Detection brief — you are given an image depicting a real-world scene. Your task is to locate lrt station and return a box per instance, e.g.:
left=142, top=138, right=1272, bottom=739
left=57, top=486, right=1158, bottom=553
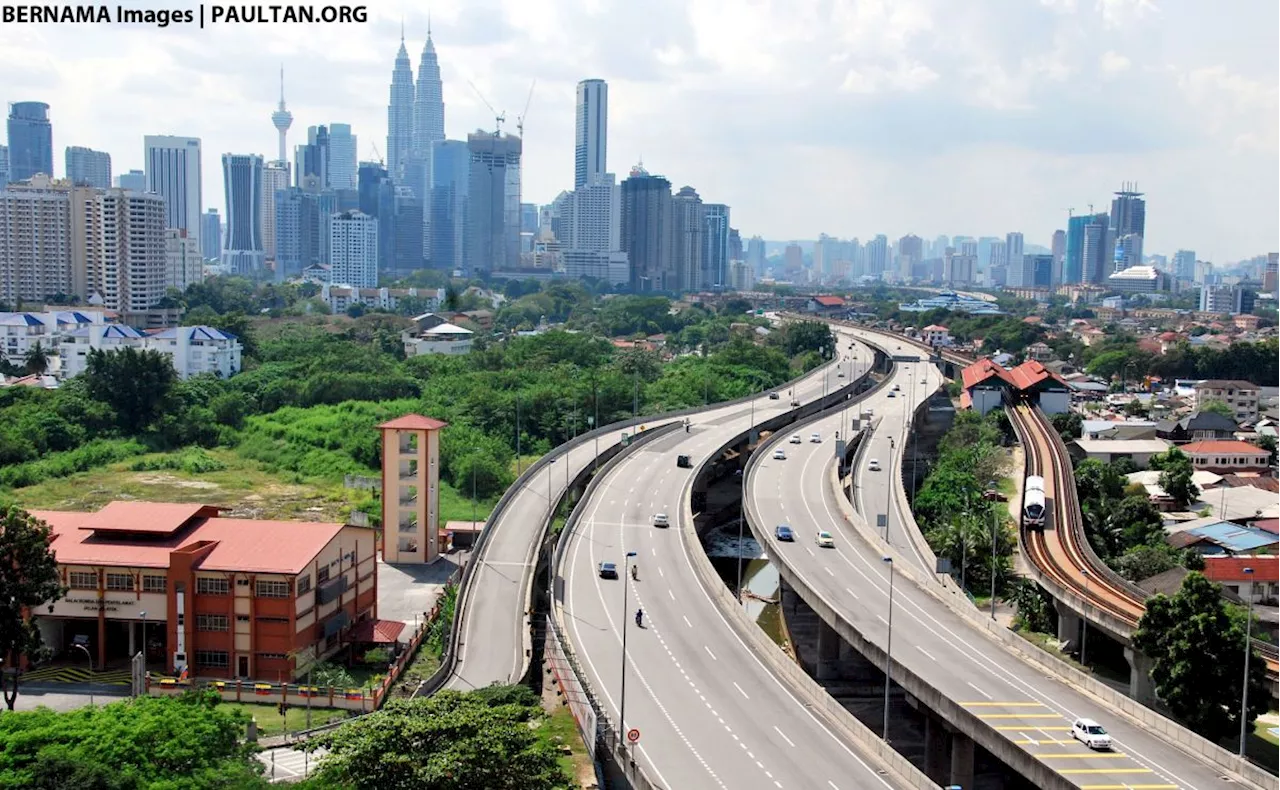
left=959, top=357, right=1072, bottom=415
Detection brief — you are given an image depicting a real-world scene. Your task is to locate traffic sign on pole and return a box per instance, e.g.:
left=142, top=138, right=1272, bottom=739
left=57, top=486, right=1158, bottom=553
left=627, top=728, right=640, bottom=743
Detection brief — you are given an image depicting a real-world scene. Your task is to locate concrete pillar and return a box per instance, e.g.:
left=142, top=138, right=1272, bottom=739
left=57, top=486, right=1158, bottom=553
left=816, top=619, right=842, bottom=681
left=1125, top=646, right=1157, bottom=706
left=1054, top=600, right=1079, bottom=651
left=839, top=641, right=878, bottom=682
left=949, top=731, right=975, bottom=790
left=924, top=715, right=948, bottom=783
left=128, top=622, right=136, bottom=657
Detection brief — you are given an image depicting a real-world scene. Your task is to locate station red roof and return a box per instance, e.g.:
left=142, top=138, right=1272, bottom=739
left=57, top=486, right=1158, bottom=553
left=347, top=619, right=407, bottom=644
left=812, top=295, right=846, bottom=306
left=960, top=358, right=1013, bottom=391
left=75, top=501, right=220, bottom=536
left=1004, top=360, right=1069, bottom=392
left=378, top=414, right=448, bottom=431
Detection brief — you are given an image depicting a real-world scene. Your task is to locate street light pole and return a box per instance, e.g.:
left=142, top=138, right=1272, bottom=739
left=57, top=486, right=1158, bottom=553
left=619, top=550, right=639, bottom=741
left=988, top=481, right=998, bottom=620
left=1239, top=566, right=1255, bottom=756
left=739, top=380, right=760, bottom=602
left=883, top=437, right=895, bottom=542
left=882, top=556, right=895, bottom=742
left=139, top=610, right=147, bottom=689
left=593, top=377, right=600, bottom=475
left=73, top=643, right=94, bottom=706
left=1080, top=569, right=1090, bottom=666
left=515, top=397, right=522, bottom=477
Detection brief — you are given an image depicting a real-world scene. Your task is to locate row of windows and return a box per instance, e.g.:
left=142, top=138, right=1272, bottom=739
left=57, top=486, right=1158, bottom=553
left=69, top=571, right=165, bottom=592
left=71, top=572, right=348, bottom=598
left=196, top=578, right=290, bottom=598
left=194, top=651, right=291, bottom=669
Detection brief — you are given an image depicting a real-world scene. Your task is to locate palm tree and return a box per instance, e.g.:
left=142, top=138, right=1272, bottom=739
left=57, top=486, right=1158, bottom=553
left=24, top=342, right=49, bottom=375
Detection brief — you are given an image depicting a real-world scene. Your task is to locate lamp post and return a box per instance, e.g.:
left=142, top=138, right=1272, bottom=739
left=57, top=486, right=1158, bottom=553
left=547, top=458, right=557, bottom=521
left=592, top=376, right=600, bottom=475
left=619, top=550, right=639, bottom=743
left=882, top=556, right=895, bottom=743
left=1080, top=569, right=1090, bottom=666
left=883, top=437, right=896, bottom=542
left=469, top=445, right=482, bottom=537
left=738, top=373, right=769, bottom=602
left=139, top=610, right=147, bottom=687
left=73, top=642, right=94, bottom=706
left=988, top=481, right=998, bottom=620
left=515, top=396, right=522, bottom=477
left=1239, top=566, right=1255, bottom=756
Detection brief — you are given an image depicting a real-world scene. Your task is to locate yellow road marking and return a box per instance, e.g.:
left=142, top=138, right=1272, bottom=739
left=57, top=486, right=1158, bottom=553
left=960, top=701, right=1045, bottom=707
left=995, top=726, right=1070, bottom=731
left=1060, top=768, right=1153, bottom=774
left=977, top=714, right=1063, bottom=719
left=1036, top=753, right=1128, bottom=759
left=1013, top=739, right=1074, bottom=744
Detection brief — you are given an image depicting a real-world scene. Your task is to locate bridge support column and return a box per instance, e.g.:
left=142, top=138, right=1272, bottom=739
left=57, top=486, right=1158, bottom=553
left=1054, top=600, right=1080, bottom=651
left=838, top=641, right=878, bottom=682
left=816, top=619, right=842, bottom=681
left=1125, top=646, right=1157, bottom=706
left=949, top=731, right=975, bottom=790
left=923, top=715, right=947, bottom=783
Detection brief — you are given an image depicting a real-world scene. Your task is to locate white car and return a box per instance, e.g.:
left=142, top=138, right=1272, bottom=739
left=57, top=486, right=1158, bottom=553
left=892, top=384, right=900, bottom=391
left=810, top=433, right=822, bottom=443
left=887, top=391, right=896, bottom=398
left=815, top=530, right=835, bottom=548
left=772, top=448, right=787, bottom=460
left=790, top=434, right=802, bottom=444
left=652, top=513, right=669, bottom=528
left=868, top=459, right=881, bottom=471
left=1071, top=718, right=1112, bottom=750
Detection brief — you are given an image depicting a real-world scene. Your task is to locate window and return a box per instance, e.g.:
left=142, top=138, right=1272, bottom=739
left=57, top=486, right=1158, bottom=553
left=255, top=580, right=290, bottom=599
left=316, top=566, right=330, bottom=584
left=236, top=578, right=249, bottom=586
left=106, top=572, right=134, bottom=592
left=236, top=615, right=250, bottom=623
left=197, top=577, right=229, bottom=596
left=69, top=571, right=97, bottom=589
left=195, top=650, right=228, bottom=669
left=297, top=574, right=311, bottom=594
left=142, top=575, right=166, bottom=593
left=256, top=652, right=288, bottom=661
left=196, top=614, right=228, bottom=631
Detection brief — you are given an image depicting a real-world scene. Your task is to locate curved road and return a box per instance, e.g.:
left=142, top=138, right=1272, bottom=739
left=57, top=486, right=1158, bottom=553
left=747, top=340, right=1254, bottom=790
left=561, top=338, right=916, bottom=789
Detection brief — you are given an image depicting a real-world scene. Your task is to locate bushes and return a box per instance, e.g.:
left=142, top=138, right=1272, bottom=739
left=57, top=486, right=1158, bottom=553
left=128, top=448, right=227, bottom=474
left=0, top=439, right=150, bottom=488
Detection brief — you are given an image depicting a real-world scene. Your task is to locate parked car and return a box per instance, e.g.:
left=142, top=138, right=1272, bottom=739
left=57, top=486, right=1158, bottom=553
left=868, top=459, right=881, bottom=471
left=892, top=384, right=900, bottom=391
left=815, top=530, right=835, bottom=548
left=599, top=562, right=618, bottom=579
left=653, top=513, right=669, bottom=528
left=982, top=489, right=1008, bottom=502
left=775, top=524, right=795, bottom=541
left=1071, top=718, right=1112, bottom=750
left=772, top=448, right=787, bottom=460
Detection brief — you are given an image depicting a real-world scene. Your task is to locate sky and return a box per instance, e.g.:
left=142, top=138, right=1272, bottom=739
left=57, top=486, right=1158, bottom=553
left=1, top=0, right=1276, bottom=262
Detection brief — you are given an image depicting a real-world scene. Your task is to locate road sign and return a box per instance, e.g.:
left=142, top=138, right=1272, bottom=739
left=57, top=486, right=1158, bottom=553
left=876, top=514, right=887, bottom=528
left=627, top=728, right=641, bottom=743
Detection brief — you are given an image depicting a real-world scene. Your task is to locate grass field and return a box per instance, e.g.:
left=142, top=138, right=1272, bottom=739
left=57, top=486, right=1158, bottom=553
left=539, top=702, right=592, bottom=787
left=217, top=701, right=355, bottom=737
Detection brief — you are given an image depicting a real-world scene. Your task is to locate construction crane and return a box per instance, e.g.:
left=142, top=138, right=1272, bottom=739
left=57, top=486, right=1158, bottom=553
left=467, top=79, right=505, bottom=135
left=369, top=141, right=384, bottom=166
left=516, top=80, right=536, bottom=139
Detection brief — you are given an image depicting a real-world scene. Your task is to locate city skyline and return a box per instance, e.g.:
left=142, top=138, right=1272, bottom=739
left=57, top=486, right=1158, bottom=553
left=0, top=2, right=1275, bottom=261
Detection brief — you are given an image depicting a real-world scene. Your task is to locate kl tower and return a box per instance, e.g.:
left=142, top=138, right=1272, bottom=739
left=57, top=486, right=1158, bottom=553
left=271, top=66, right=292, bottom=162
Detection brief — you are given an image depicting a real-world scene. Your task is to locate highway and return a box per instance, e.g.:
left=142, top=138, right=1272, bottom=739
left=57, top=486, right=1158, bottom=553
left=560, top=338, right=919, bottom=789
left=746, top=336, right=1256, bottom=789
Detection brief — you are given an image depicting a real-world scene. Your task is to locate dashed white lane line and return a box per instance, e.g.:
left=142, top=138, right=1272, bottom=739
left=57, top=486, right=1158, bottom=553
left=823, top=566, right=834, bottom=576
left=705, top=645, right=718, bottom=661
left=774, top=726, right=795, bottom=748
left=967, top=681, right=992, bottom=700
left=668, top=589, right=676, bottom=600
left=916, top=646, right=937, bottom=661
left=733, top=681, right=749, bottom=699
left=828, top=781, right=841, bottom=790
left=658, top=566, right=665, bottom=578
left=682, top=615, right=693, bottom=628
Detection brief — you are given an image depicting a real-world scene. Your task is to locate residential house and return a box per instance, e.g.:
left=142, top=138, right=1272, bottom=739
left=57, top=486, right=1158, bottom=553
left=1, top=310, right=112, bottom=369
left=806, top=295, right=847, bottom=315
left=1155, top=411, right=1239, bottom=444
left=921, top=324, right=951, bottom=348
left=1178, top=440, right=1271, bottom=474
left=1025, top=341, right=1053, bottom=362
left=1082, top=419, right=1158, bottom=441
left=1193, top=380, right=1260, bottom=424
left=1202, top=557, right=1277, bottom=605
left=60, top=324, right=242, bottom=380
left=1167, top=521, right=1278, bottom=557
left=402, top=313, right=474, bottom=357
left=1068, top=438, right=1172, bottom=468
left=320, top=284, right=445, bottom=315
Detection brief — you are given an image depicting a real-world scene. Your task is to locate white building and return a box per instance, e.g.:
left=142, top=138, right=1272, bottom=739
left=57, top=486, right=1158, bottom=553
left=921, top=324, right=951, bottom=347
left=402, top=313, right=474, bottom=356
left=564, top=173, right=620, bottom=252
left=143, top=135, right=202, bottom=248
left=328, top=210, right=378, bottom=288
left=260, top=160, right=290, bottom=263
left=97, top=189, right=169, bottom=323
left=0, top=310, right=111, bottom=369
left=319, top=283, right=444, bottom=314
left=59, top=324, right=148, bottom=378
left=1107, top=265, right=1170, bottom=294
left=562, top=250, right=629, bottom=287
left=165, top=228, right=203, bottom=292
left=575, top=79, right=608, bottom=189
left=60, top=324, right=242, bottom=380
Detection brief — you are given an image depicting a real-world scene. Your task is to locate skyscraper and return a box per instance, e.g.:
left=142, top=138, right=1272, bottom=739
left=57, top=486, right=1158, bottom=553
left=144, top=135, right=202, bottom=244
left=260, top=160, right=290, bottom=263
left=358, top=161, right=387, bottom=218
left=327, top=123, right=357, bottom=190
left=465, top=131, right=522, bottom=275
left=201, top=209, right=222, bottom=261
left=866, top=235, right=888, bottom=276
left=6, top=102, right=53, bottom=181
left=1064, top=211, right=1109, bottom=284
left=898, top=234, right=922, bottom=278
left=220, top=153, right=265, bottom=274
left=1005, top=232, right=1026, bottom=286
left=65, top=146, right=111, bottom=188
left=271, top=66, right=293, bottom=163
left=575, top=79, right=607, bottom=189
left=0, top=144, right=9, bottom=184
left=296, top=125, right=330, bottom=189
left=97, top=188, right=168, bottom=321
left=275, top=186, right=329, bottom=279
left=329, top=210, right=379, bottom=288
left=746, top=235, right=765, bottom=275
left=671, top=186, right=705, bottom=293
left=1051, top=229, right=1066, bottom=285
left=413, top=29, right=445, bottom=158
left=386, top=32, right=415, bottom=181
left=564, top=173, right=619, bottom=252
left=1113, top=233, right=1143, bottom=272
left=1110, top=184, right=1145, bottom=238
left=1080, top=214, right=1110, bottom=284
left=429, top=141, right=468, bottom=272
left=0, top=175, right=73, bottom=302
left=702, top=204, right=730, bottom=290
left=1173, top=249, right=1196, bottom=281
left=620, top=164, right=673, bottom=291
left=116, top=169, right=144, bottom=191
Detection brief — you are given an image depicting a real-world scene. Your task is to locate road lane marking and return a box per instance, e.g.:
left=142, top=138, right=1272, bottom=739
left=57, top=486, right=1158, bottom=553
left=977, top=714, right=1063, bottom=719
left=668, top=589, right=675, bottom=600
left=773, top=726, right=795, bottom=747
left=824, top=566, right=834, bottom=576
left=734, top=682, right=749, bottom=699
left=1059, top=768, right=1153, bottom=774
left=1038, top=753, right=1128, bottom=759
left=658, top=567, right=665, bottom=578
left=916, top=646, right=936, bottom=661
left=1078, top=786, right=1175, bottom=789
left=682, top=615, right=692, bottom=628
left=705, top=645, right=717, bottom=661
left=829, top=782, right=841, bottom=789
left=1014, top=739, right=1073, bottom=745
left=966, top=682, right=992, bottom=700
left=995, top=726, right=1069, bottom=731
left=961, top=701, right=1044, bottom=707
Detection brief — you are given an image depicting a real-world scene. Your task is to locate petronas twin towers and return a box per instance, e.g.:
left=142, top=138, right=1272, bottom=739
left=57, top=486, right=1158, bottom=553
left=386, top=25, right=445, bottom=183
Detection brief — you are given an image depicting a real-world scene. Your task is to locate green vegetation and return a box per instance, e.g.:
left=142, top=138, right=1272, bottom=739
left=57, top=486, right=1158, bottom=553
left=0, top=506, right=64, bottom=710
left=1149, top=447, right=1200, bottom=510
left=217, top=701, right=352, bottom=737
left=1133, top=572, right=1270, bottom=743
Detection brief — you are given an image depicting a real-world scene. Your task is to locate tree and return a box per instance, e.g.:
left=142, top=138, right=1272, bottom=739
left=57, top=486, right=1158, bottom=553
left=1256, top=435, right=1276, bottom=467
left=1049, top=411, right=1082, bottom=441
left=0, top=506, right=65, bottom=710
left=84, top=347, right=177, bottom=434
left=309, top=688, right=565, bottom=790
left=782, top=321, right=836, bottom=360
left=1133, top=573, right=1270, bottom=742
left=1198, top=398, right=1235, bottom=418
left=1113, top=544, right=1181, bottom=582
left=23, top=342, right=49, bottom=376
left=1150, top=448, right=1199, bottom=509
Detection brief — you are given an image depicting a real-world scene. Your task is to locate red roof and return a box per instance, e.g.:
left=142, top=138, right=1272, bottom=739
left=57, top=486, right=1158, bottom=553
left=961, top=358, right=1013, bottom=391
left=812, top=295, right=846, bottom=306
left=1252, top=519, right=1279, bottom=535
left=378, top=414, right=448, bottom=431
left=922, top=324, right=948, bottom=332
left=1005, top=360, right=1069, bottom=392
left=75, top=501, right=220, bottom=536
left=35, top=503, right=357, bottom=575
left=1180, top=440, right=1269, bottom=457
left=1203, top=557, right=1278, bottom=584
left=347, top=619, right=407, bottom=644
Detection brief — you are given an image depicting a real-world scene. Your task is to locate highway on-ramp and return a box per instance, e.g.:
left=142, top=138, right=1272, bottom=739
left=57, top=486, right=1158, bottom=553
left=560, top=339, right=918, bottom=789
left=746, top=339, right=1256, bottom=790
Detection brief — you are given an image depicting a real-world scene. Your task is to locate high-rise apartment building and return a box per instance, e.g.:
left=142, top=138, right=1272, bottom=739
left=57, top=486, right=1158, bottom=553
left=327, top=123, right=357, bottom=190
left=275, top=186, right=330, bottom=280
left=866, top=235, right=889, bottom=276
left=201, top=210, right=222, bottom=261
left=620, top=165, right=673, bottom=292
left=386, top=34, right=415, bottom=181
left=0, top=175, right=73, bottom=302
left=670, top=186, right=705, bottom=293
left=271, top=67, right=293, bottom=163
left=1064, top=211, right=1110, bottom=284
left=564, top=173, right=619, bottom=253
left=7, top=102, right=53, bottom=181
left=898, top=234, right=922, bottom=279
left=575, top=79, right=608, bottom=189
left=1004, top=232, right=1025, bottom=286
left=1113, top=233, right=1143, bottom=272
left=1264, top=252, right=1279, bottom=298
left=116, top=169, right=144, bottom=191
left=703, top=203, right=730, bottom=289
left=465, top=132, right=522, bottom=276
left=220, top=154, right=265, bottom=275
left=1173, top=249, right=1196, bottom=281
left=144, top=135, right=202, bottom=245
left=65, top=146, right=111, bottom=188
left=96, top=188, right=168, bottom=321
left=329, top=210, right=378, bottom=287
left=1200, top=285, right=1255, bottom=315
left=165, top=228, right=203, bottom=292
left=0, top=144, right=9, bottom=185
left=746, top=235, right=766, bottom=275
left=260, top=161, right=290, bottom=264
left=1051, top=229, right=1066, bottom=285
left=728, top=228, right=742, bottom=265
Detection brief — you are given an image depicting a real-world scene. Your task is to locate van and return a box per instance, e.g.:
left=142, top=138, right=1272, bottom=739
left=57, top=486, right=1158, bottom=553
left=676, top=454, right=692, bottom=468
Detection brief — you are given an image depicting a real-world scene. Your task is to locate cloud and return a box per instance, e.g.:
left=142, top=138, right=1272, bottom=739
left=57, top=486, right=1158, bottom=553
left=1099, top=51, right=1131, bottom=75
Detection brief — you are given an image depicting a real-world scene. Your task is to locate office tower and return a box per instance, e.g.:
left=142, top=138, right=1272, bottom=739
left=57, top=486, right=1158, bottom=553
left=327, top=123, right=357, bottom=189
left=1113, top=233, right=1143, bottom=272
left=977, top=237, right=999, bottom=269
left=144, top=135, right=202, bottom=244
left=1026, top=254, right=1054, bottom=288
left=465, top=131, right=522, bottom=276
left=116, top=169, right=144, bottom=191
left=565, top=173, right=620, bottom=252
left=866, top=235, right=888, bottom=276
left=271, top=66, right=293, bottom=163
left=392, top=186, right=424, bottom=273
left=747, top=235, right=765, bottom=274
left=728, top=228, right=742, bottom=264
left=1080, top=215, right=1111, bottom=284
left=670, top=186, right=705, bottom=292
left=989, top=240, right=1007, bottom=273
left=930, top=235, right=949, bottom=259
left=898, top=234, right=922, bottom=278
left=275, top=187, right=329, bottom=279
left=620, top=164, right=673, bottom=291
left=784, top=243, right=803, bottom=273
left=260, top=160, right=290, bottom=263
left=1051, top=229, right=1066, bottom=285
left=65, top=146, right=111, bottom=188
left=427, top=142, right=467, bottom=272
left=201, top=209, right=222, bottom=261
left=220, top=153, right=265, bottom=274
left=1200, top=284, right=1254, bottom=315
left=413, top=29, right=445, bottom=159
left=296, top=125, right=330, bottom=189
left=7, top=102, right=53, bottom=181
left=575, top=79, right=608, bottom=189
left=0, top=175, right=73, bottom=302
left=329, top=210, right=379, bottom=287
left=1064, top=211, right=1110, bottom=284
left=386, top=33, right=415, bottom=181
left=703, top=204, right=730, bottom=289
left=358, top=161, right=388, bottom=218
left=1110, top=183, right=1145, bottom=238
left=0, top=144, right=9, bottom=184
left=521, top=203, right=538, bottom=234
left=165, top=228, right=202, bottom=291
left=1171, top=250, right=1196, bottom=280
left=1004, top=232, right=1026, bottom=286
left=1264, top=252, right=1278, bottom=298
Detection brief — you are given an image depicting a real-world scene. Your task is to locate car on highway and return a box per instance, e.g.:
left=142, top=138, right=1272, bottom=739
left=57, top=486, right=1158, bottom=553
left=1071, top=718, right=1112, bottom=750
left=892, top=384, right=900, bottom=391
left=768, top=391, right=780, bottom=400
left=790, top=434, right=802, bottom=444
left=887, top=391, right=896, bottom=398
left=653, top=513, right=669, bottom=528
left=598, top=562, right=619, bottom=579
left=815, top=530, right=835, bottom=548
left=772, top=448, right=787, bottom=460
left=790, top=398, right=800, bottom=406
left=677, top=454, right=692, bottom=468
left=837, top=370, right=844, bottom=378
left=809, top=432, right=821, bottom=443
left=775, top=524, right=795, bottom=541
left=868, top=458, right=881, bottom=471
